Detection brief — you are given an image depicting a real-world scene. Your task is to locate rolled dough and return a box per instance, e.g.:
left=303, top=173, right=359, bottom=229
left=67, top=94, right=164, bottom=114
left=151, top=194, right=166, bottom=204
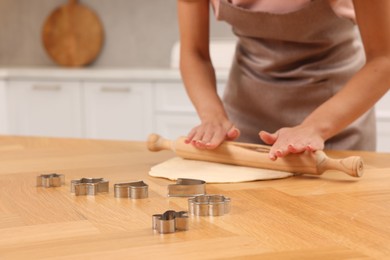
left=149, top=157, right=293, bottom=183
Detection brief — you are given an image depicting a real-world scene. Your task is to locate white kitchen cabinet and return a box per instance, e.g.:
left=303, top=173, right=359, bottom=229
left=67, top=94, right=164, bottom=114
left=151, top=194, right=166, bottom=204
left=153, top=82, right=198, bottom=139
left=83, top=81, right=153, bottom=141
left=153, top=81, right=227, bottom=139
left=0, top=80, right=7, bottom=134
left=155, top=114, right=200, bottom=140
left=154, top=82, right=195, bottom=113
left=1, top=68, right=388, bottom=152
left=375, top=92, right=390, bottom=152
left=377, top=121, right=390, bottom=152
left=6, top=80, right=82, bottom=138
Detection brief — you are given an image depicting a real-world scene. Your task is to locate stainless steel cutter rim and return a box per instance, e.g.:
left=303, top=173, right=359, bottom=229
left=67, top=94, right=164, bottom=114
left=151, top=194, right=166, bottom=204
left=72, top=177, right=106, bottom=184
left=36, top=173, right=65, bottom=187
left=152, top=210, right=189, bottom=234
left=167, top=178, right=206, bottom=197
left=188, top=194, right=231, bottom=216
left=114, top=180, right=148, bottom=199
left=70, top=177, right=109, bottom=196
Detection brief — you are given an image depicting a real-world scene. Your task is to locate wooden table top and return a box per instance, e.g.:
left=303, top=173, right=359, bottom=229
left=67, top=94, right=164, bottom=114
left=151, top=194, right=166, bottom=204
left=1, top=135, right=390, bottom=259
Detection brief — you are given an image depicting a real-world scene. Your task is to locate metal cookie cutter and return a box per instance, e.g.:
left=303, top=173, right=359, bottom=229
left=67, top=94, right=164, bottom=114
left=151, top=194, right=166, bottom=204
left=168, top=178, right=206, bottom=197
left=37, top=173, right=65, bottom=187
left=70, top=178, right=109, bottom=196
left=114, top=181, right=148, bottom=199
left=152, top=210, right=189, bottom=234
left=188, top=195, right=231, bottom=216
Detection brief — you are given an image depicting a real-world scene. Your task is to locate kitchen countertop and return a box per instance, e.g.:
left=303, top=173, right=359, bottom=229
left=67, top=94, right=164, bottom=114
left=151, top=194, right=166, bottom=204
left=0, top=67, right=229, bottom=82
left=0, top=135, right=390, bottom=259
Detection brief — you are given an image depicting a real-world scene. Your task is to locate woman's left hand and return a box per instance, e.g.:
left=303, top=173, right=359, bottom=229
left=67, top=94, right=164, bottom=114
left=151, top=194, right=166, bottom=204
left=259, top=125, right=325, bottom=160
left=257, top=0, right=390, bottom=161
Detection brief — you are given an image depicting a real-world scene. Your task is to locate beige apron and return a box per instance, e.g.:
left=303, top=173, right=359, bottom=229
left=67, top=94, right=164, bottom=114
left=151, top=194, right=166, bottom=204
left=219, top=0, right=376, bottom=150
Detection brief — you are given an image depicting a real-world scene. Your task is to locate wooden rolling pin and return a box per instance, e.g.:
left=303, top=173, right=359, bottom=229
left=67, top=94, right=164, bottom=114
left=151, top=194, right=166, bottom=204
left=147, top=134, right=364, bottom=178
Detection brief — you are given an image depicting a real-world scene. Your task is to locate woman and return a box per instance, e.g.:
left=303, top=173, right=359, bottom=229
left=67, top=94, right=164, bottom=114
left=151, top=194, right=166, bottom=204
left=177, top=0, right=390, bottom=160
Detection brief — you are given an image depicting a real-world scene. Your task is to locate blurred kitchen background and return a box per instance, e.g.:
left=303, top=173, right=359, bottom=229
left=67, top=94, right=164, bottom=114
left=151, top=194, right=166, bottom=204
left=0, top=0, right=233, bottom=67
left=0, top=0, right=389, bottom=152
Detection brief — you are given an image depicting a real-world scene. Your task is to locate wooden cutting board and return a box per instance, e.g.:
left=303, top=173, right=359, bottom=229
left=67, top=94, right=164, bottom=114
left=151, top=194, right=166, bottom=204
left=42, top=0, right=104, bottom=67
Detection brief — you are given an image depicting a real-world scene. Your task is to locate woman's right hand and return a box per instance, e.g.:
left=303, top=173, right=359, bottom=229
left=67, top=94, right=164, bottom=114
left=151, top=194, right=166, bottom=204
left=178, top=0, right=239, bottom=149
left=185, top=119, right=240, bottom=149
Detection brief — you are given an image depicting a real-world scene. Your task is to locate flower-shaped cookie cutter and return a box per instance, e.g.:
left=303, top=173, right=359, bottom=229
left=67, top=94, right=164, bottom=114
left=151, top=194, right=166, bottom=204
left=36, top=173, right=65, bottom=188
left=70, top=177, right=109, bottom=196
left=114, top=181, right=148, bottom=199
left=152, top=210, right=189, bottom=234
left=188, top=194, right=231, bottom=216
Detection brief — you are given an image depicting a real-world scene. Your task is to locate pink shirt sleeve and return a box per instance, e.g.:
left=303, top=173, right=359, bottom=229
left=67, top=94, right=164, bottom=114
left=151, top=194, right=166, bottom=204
left=211, top=0, right=355, bottom=22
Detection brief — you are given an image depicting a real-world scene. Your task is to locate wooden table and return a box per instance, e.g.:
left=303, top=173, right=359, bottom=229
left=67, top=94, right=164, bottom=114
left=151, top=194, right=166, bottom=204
left=1, top=136, right=390, bottom=259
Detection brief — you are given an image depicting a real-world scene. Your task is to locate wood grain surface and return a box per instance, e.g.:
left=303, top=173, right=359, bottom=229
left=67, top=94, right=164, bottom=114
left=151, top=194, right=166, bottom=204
left=0, top=135, right=390, bottom=259
left=42, top=0, right=104, bottom=67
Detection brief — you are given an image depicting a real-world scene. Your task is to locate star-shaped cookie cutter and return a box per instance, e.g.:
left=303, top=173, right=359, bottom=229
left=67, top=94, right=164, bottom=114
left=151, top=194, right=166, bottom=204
left=188, top=194, right=231, bottom=216
left=114, top=181, right=148, bottom=199
left=70, top=177, right=109, bottom=196
left=152, top=210, right=189, bottom=234
left=36, top=173, right=65, bottom=187
left=167, top=178, right=206, bottom=197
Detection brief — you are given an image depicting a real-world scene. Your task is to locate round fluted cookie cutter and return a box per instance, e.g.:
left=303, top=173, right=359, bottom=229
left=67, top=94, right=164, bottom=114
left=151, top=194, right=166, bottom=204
left=188, top=194, right=231, bottom=216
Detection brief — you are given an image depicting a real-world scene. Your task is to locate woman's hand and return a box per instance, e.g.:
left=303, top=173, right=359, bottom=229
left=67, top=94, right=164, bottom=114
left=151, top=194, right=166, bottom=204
left=185, top=120, right=240, bottom=149
left=259, top=125, right=325, bottom=160
left=178, top=0, right=239, bottom=150
left=257, top=0, right=390, bottom=160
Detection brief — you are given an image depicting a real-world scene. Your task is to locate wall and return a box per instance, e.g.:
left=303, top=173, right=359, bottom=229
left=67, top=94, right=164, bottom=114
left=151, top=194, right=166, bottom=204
left=0, top=0, right=234, bottom=68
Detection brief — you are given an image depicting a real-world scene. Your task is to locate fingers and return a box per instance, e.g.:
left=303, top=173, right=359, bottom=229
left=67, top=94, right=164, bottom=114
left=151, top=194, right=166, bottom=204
left=269, top=141, right=324, bottom=160
left=260, top=127, right=325, bottom=160
left=185, top=122, right=240, bottom=149
left=203, top=128, right=226, bottom=149
left=184, top=128, right=197, bottom=144
left=226, top=127, right=240, bottom=140
left=259, top=130, right=277, bottom=145
left=191, top=129, right=209, bottom=149
left=259, top=131, right=278, bottom=160
left=268, top=144, right=306, bottom=161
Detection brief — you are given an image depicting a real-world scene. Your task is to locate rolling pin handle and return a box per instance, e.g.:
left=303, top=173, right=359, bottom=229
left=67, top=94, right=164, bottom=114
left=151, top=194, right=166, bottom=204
left=147, top=134, right=173, bottom=152
left=315, top=151, right=364, bottom=177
